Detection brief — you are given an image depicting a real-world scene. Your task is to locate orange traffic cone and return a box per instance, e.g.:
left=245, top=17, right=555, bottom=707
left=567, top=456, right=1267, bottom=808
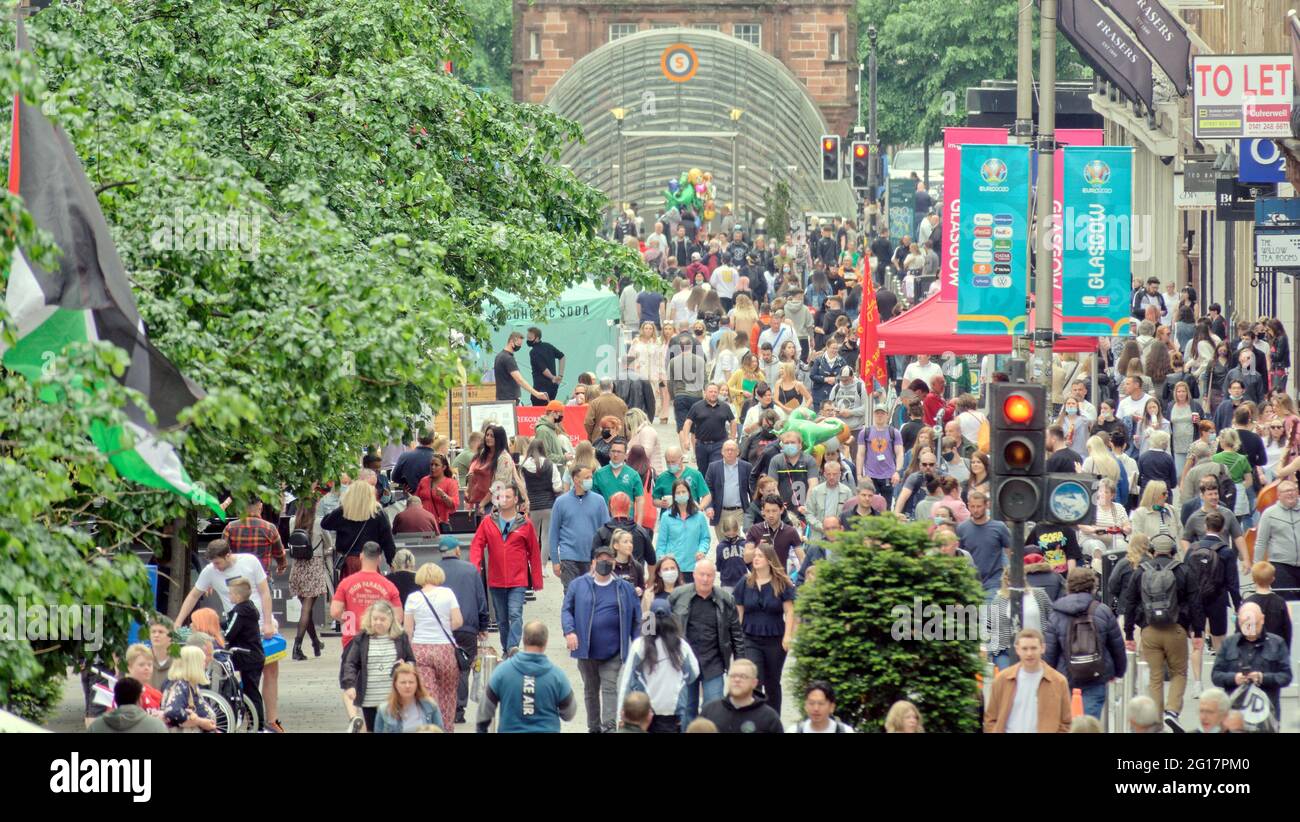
left=1071, top=688, right=1084, bottom=717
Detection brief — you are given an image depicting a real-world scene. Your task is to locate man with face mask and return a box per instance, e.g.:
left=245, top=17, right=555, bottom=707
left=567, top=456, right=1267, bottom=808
left=561, top=543, right=641, bottom=733
left=549, top=465, right=611, bottom=592
left=525, top=327, right=566, bottom=405
left=1224, top=349, right=1265, bottom=407
left=1211, top=601, right=1293, bottom=720
left=766, top=431, right=820, bottom=519
left=592, top=438, right=644, bottom=521
left=494, top=330, right=548, bottom=404
left=532, top=400, right=570, bottom=465
left=1213, top=378, right=1250, bottom=432
left=652, top=445, right=711, bottom=514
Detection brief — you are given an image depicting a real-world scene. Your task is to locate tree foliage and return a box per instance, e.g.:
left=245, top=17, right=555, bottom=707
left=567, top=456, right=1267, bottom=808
left=793, top=515, right=985, bottom=732
left=456, top=0, right=514, bottom=96
left=858, top=0, right=1088, bottom=148
left=0, top=0, right=642, bottom=714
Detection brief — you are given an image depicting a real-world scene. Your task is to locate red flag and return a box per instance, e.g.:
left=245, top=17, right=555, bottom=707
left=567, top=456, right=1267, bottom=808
left=858, top=256, right=887, bottom=391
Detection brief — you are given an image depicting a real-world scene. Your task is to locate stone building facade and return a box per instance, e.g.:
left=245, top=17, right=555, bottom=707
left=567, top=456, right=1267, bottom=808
left=513, top=0, right=859, bottom=135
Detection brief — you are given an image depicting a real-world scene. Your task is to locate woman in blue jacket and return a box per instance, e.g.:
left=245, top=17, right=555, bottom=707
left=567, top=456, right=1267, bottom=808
left=656, top=479, right=711, bottom=584
left=374, top=662, right=444, bottom=733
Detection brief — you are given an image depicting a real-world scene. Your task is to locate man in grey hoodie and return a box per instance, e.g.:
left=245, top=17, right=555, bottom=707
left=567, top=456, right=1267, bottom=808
left=87, top=678, right=167, bottom=733
left=782, top=291, right=814, bottom=361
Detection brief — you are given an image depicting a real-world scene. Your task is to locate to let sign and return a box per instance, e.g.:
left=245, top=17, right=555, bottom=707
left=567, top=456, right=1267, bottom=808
left=1192, top=55, right=1293, bottom=138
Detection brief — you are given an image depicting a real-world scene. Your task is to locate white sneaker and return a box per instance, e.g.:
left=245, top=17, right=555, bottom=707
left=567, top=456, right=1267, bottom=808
left=347, top=716, right=364, bottom=734
left=1188, top=679, right=1202, bottom=699
left=542, top=565, right=551, bottom=577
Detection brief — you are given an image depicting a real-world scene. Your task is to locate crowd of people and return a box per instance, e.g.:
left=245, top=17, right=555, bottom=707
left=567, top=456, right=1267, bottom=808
left=75, top=200, right=1300, bottom=734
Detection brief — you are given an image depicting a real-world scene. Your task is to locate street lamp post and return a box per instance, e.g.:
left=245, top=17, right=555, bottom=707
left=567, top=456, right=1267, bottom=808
left=867, top=25, right=879, bottom=241
left=611, top=107, right=627, bottom=212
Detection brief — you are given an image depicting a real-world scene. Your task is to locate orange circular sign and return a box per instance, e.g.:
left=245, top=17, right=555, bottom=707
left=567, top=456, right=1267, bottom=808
left=661, top=44, right=698, bottom=83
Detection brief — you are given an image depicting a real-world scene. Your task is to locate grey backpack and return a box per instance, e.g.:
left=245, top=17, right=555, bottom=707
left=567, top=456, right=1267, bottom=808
left=1139, top=557, right=1181, bottom=626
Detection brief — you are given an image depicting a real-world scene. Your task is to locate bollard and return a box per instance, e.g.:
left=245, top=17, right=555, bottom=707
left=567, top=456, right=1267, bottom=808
left=1103, top=680, right=1112, bottom=733
left=1137, top=659, right=1150, bottom=700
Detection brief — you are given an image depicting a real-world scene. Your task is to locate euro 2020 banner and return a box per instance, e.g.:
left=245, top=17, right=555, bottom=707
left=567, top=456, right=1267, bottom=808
left=1060, top=146, right=1133, bottom=337
left=956, top=144, right=1031, bottom=335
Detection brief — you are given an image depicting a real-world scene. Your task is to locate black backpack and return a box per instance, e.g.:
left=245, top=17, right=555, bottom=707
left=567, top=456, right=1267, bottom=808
left=1185, top=538, right=1225, bottom=606
left=1139, top=557, right=1182, bottom=626
left=1066, top=601, right=1107, bottom=685
left=288, top=527, right=314, bottom=561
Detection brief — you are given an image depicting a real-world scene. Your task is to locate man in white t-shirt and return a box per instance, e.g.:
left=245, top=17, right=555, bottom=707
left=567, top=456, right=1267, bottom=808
left=1115, top=376, right=1152, bottom=425
left=1070, top=379, right=1097, bottom=423
left=709, top=264, right=738, bottom=305
left=175, top=539, right=275, bottom=635
left=902, top=354, right=943, bottom=388
left=985, top=628, right=1071, bottom=733
left=668, top=277, right=694, bottom=326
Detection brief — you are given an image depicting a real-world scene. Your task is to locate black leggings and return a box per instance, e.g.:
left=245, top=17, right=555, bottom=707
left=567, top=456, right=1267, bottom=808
left=295, top=595, right=320, bottom=645
left=742, top=633, right=787, bottom=715
left=239, top=665, right=266, bottom=731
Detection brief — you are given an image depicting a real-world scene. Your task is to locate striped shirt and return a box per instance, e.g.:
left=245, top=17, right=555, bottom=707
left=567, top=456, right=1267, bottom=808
left=363, top=637, right=398, bottom=707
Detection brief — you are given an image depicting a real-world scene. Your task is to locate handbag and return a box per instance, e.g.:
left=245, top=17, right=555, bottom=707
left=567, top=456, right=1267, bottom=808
left=419, top=590, right=472, bottom=672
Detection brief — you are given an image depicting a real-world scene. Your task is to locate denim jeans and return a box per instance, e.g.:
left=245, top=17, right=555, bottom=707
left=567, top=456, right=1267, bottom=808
left=490, top=587, right=526, bottom=653
left=695, top=440, right=724, bottom=475
left=1079, top=682, right=1106, bottom=719
left=679, top=673, right=725, bottom=727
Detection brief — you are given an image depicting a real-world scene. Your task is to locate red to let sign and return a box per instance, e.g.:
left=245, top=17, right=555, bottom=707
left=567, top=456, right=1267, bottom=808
left=1192, top=54, right=1293, bottom=139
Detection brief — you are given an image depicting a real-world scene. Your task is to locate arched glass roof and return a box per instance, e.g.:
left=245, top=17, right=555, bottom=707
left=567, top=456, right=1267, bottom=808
left=544, top=27, right=858, bottom=224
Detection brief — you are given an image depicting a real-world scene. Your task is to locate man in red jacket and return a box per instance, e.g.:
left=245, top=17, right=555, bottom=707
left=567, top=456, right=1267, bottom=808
left=469, top=485, right=543, bottom=656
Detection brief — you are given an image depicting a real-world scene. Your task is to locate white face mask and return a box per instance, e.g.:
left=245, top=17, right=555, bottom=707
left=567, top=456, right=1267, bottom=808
left=660, top=569, right=679, bottom=585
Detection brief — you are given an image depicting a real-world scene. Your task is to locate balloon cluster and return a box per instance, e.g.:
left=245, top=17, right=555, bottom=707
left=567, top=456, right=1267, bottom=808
left=662, top=168, right=718, bottom=231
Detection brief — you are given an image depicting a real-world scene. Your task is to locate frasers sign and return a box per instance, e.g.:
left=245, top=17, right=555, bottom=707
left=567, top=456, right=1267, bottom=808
left=1192, top=55, right=1293, bottom=139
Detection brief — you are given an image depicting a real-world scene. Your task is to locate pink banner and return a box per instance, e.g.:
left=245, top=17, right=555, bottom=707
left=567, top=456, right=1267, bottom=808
left=1051, top=128, right=1105, bottom=302
left=941, top=127, right=1009, bottom=301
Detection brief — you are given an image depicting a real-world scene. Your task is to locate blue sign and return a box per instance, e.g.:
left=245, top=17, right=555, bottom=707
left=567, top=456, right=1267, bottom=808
left=1060, top=146, right=1134, bottom=337
left=1256, top=197, right=1300, bottom=226
left=1240, top=139, right=1287, bottom=184
left=956, top=144, right=1031, bottom=335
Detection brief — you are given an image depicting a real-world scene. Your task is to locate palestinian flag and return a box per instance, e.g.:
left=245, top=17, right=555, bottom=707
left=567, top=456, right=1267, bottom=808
left=1, top=21, right=223, bottom=517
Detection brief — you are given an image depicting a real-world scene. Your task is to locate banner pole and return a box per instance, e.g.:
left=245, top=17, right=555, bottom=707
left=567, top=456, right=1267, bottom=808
left=1032, top=0, right=1058, bottom=400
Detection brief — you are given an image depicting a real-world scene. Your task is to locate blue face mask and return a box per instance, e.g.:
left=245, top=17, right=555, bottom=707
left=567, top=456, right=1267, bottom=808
left=1066, top=407, right=1078, bottom=416
left=674, top=493, right=690, bottom=504
left=782, top=443, right=799, bottom=457
left=668, top=463, right=682, bottom=474
left=580, top=478, right=593, bottom=492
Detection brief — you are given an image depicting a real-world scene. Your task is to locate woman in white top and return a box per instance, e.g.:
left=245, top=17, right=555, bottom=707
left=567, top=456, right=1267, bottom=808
left=615, top=608, right=699, bottom=734
left=404, top=563, right=462, bottom=732
left=1134, top=398, right=1170, bottom=455
left=711, top=329, right=744, bottom=388
left=1166, top=381, right=1198, bottom=479
left=624, top=407, right=664, bottom=473
left=1264, top=419, right=1289, bottom=481
left=1079, top=477, right=1131, bottom=551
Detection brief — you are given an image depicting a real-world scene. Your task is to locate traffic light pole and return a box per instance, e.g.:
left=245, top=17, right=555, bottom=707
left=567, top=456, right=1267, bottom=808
left=1012, top=0, right=1034, bottom=368
left=1031, top=0, right=1057, bottom=396
left=867, top=24, right=878, bottom=241
left=1008, top=519, right=1026, bottom=636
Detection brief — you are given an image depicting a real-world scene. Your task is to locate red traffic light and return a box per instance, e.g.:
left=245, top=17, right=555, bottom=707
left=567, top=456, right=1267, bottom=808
left=1003, top=393, right=1035, bottom=425
left=854, top=144, right=867, bottom=158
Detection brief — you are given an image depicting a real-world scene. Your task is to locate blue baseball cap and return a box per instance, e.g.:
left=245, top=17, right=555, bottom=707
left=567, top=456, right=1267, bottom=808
left=438, top=535, right=461, bottom=553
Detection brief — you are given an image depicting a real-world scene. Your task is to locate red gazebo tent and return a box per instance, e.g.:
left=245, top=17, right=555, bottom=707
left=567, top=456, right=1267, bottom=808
left=874, top=292, right=1099, bottom=355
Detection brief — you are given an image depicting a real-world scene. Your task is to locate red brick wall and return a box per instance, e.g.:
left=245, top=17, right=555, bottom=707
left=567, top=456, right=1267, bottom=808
left=513, top=1, right=858, bottom=136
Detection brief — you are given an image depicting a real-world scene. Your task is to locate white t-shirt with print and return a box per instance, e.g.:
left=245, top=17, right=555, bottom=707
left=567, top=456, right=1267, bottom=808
left=195, top=553, right=268, bottom=619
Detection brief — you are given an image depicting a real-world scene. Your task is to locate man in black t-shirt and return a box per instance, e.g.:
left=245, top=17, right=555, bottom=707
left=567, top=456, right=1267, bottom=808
left=1026, top=521, right=1082, bottom=576
left=682, top=383, right=736, bottom=475
left=526, top=327, right=566, bottom=405
left=1044, top=425, right=1083, bottom=473
left=494, top=331, right=546, bottom=403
